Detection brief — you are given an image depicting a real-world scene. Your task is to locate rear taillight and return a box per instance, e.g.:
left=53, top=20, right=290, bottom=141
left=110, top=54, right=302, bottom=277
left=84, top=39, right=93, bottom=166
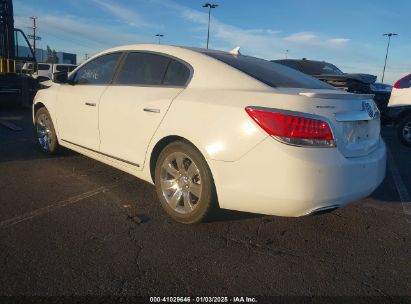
left=393, top=80, right=401, bottom=89
left=246, top=107, right=336, bottom=147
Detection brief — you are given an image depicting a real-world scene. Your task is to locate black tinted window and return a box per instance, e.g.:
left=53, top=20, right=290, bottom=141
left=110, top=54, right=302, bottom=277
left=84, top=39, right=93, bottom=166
left=163, top=59, right=190, bottom=86
left=203, top=52, right=333, bottom=89
left=400, top=74, right=411, bottom=89
left=116, top=52, right=170, bottom=85
left=56, top=65, right=69, bottom=72
left=299, top=61, right=343, bottom=75
left=37, top=64, right=50, bottom=71
left=273, top=60, right=302, bottom=72
left=72, top=53, right=121, bottom=85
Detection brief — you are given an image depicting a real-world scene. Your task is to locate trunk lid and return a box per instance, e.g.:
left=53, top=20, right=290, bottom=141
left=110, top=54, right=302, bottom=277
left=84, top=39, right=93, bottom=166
left=297, top=91, right=380, bottom=158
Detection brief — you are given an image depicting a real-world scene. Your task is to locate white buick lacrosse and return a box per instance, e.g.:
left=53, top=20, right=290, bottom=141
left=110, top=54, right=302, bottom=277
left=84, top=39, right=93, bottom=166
left=33, top=44, right=386, bottom=224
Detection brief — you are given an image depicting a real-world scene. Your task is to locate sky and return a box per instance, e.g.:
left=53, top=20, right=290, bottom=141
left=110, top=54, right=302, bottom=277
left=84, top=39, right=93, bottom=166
left=13, top=0, right=411, bottom=84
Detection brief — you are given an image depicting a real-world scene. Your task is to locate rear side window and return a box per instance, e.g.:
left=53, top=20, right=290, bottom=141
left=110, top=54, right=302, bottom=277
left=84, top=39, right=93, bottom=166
left=37, top=64, right=50, bottom=71
left=116, top=52, right=169, bottom=85
left=163, top=59, right=190, bottom=86
left=203, top=52, right=333, bottom=89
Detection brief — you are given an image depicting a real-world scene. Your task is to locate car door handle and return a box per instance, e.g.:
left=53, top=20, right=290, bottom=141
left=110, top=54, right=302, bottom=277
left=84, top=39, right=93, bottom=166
left=85, top=102, right=96, bottom=107
left=143, top=108, right=160, bottom=113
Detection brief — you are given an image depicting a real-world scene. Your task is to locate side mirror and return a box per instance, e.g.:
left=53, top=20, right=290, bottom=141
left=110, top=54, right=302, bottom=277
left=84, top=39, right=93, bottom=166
left=53, top=71, right=69, bottom=84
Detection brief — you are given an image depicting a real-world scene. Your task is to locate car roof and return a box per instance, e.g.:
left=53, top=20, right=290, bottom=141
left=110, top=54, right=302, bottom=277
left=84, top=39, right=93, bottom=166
left=92, top=44, right=271, bottom=91
left=273, top=59, right=328, bottom=64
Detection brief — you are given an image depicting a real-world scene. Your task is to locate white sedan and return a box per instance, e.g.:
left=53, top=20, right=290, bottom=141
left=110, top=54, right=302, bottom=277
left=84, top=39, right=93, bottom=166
left=33, top=44, right=386, bottom=224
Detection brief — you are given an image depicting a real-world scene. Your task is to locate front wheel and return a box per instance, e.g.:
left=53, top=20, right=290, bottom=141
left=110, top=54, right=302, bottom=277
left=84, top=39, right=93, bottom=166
left=35, top=107, right=60, bottom=154
left=397, top=114, right=411, bottom=147
left=154, top=141, right=217, bottom=224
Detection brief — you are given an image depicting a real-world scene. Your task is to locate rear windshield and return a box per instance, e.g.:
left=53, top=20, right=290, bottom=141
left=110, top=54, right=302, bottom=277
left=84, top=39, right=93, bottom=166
left=299, top=61, right=344, bottom=76
left=202, top=52, right=333, bottom=89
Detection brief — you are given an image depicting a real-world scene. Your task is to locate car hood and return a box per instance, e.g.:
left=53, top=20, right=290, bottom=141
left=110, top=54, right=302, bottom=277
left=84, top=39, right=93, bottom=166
left=313, top=73, right=377, bottom=84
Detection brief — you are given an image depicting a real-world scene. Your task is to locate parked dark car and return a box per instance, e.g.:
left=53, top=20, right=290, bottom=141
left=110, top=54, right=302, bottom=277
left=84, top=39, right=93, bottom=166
left=273, top=59, right=392, bottom=114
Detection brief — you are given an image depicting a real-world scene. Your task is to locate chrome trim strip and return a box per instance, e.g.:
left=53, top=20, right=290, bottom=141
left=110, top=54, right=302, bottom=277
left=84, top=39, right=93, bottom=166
left=309, top=205, right=340, bottom=216
left=335, top=111, right=375, bottom=122
left=61, top=139, right=140, bottom=167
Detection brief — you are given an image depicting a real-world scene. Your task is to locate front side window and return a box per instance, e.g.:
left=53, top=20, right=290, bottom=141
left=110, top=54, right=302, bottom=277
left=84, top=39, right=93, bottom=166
left=116, top=52, right=170, bottom=85
left=71, top=53, right=122, bottom=85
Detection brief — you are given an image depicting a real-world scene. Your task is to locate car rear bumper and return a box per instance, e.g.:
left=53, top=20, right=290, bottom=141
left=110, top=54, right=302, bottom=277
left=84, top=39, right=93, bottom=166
left=209, top=137, right=386, bottom=217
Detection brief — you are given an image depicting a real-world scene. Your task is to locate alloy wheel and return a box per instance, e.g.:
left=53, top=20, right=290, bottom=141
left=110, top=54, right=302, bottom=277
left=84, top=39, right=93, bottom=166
left=160, top=152, right=202, bottom=214
left=36, top=113, right=53, bottom=151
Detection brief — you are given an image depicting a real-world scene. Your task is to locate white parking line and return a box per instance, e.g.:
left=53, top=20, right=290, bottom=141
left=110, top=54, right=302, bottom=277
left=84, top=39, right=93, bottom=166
left=0, top=179, right=132, bottom=230
left=387, top=148, right=411, bottom=223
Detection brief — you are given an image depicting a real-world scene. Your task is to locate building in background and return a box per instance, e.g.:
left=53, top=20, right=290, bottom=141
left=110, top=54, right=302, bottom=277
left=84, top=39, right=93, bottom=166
left=56, top=52, right=76, bottom=64
left=17, top=46, right=76, bottom=64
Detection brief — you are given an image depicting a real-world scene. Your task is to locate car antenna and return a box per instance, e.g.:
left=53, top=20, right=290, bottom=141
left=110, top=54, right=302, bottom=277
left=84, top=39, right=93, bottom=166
left=229, top=46, right=241, bottom=56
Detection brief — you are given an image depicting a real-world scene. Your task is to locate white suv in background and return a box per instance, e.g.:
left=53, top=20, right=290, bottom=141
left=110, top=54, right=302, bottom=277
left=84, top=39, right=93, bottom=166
left=387, top=73, right=411, bottom=146
left=35, top=63, right=77, bottom=82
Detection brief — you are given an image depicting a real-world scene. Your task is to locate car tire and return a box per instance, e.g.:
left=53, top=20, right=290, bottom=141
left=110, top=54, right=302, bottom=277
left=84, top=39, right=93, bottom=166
left=35, top=107, right=60, bottom=154
left=397, top=114, right=411, bottom=147
left=154, top=140, right=217, bottom=224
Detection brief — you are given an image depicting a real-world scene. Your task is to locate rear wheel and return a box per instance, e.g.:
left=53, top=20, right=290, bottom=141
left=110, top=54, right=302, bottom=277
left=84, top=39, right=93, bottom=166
left=397, top=114, right=411, bottom=147
left=35, top=107, right=60, bottom=154
left=154, top=141, right=217, bottom=224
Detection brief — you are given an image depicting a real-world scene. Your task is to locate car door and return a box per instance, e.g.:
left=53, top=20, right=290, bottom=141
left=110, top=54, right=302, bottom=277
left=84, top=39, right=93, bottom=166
left=55, top=52, right=123, bottom=151
left=99, top=51, right=191, bottom=168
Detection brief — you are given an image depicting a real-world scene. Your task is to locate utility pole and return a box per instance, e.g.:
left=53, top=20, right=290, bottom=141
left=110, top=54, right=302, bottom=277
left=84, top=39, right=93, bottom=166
left=155, top=34, right=164, bottom=44
left=285, top=49, right=289, bottom=59
left=382, top=33, right=398, bottom=83
left=202, top=3, right=218, bottom=49
left=30, top=17, right=37, bottom=60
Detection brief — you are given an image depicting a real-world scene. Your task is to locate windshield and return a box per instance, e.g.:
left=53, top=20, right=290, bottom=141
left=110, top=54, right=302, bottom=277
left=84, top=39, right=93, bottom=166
left=299, top=61, right=344, bottom=76
left=201, top=51, right=334, bottom=89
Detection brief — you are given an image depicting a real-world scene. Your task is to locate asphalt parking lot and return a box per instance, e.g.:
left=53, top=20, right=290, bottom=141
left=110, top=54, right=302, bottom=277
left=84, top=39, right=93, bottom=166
left=0, top=107, right=410, bottom=296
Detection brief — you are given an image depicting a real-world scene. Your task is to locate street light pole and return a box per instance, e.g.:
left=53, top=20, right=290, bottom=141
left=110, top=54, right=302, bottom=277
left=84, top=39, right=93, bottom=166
left=382, top=33, right=398, bottom=83
left=202, top=3, right=218, bottom=49
left=155, top=34, right=164, bottom=44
